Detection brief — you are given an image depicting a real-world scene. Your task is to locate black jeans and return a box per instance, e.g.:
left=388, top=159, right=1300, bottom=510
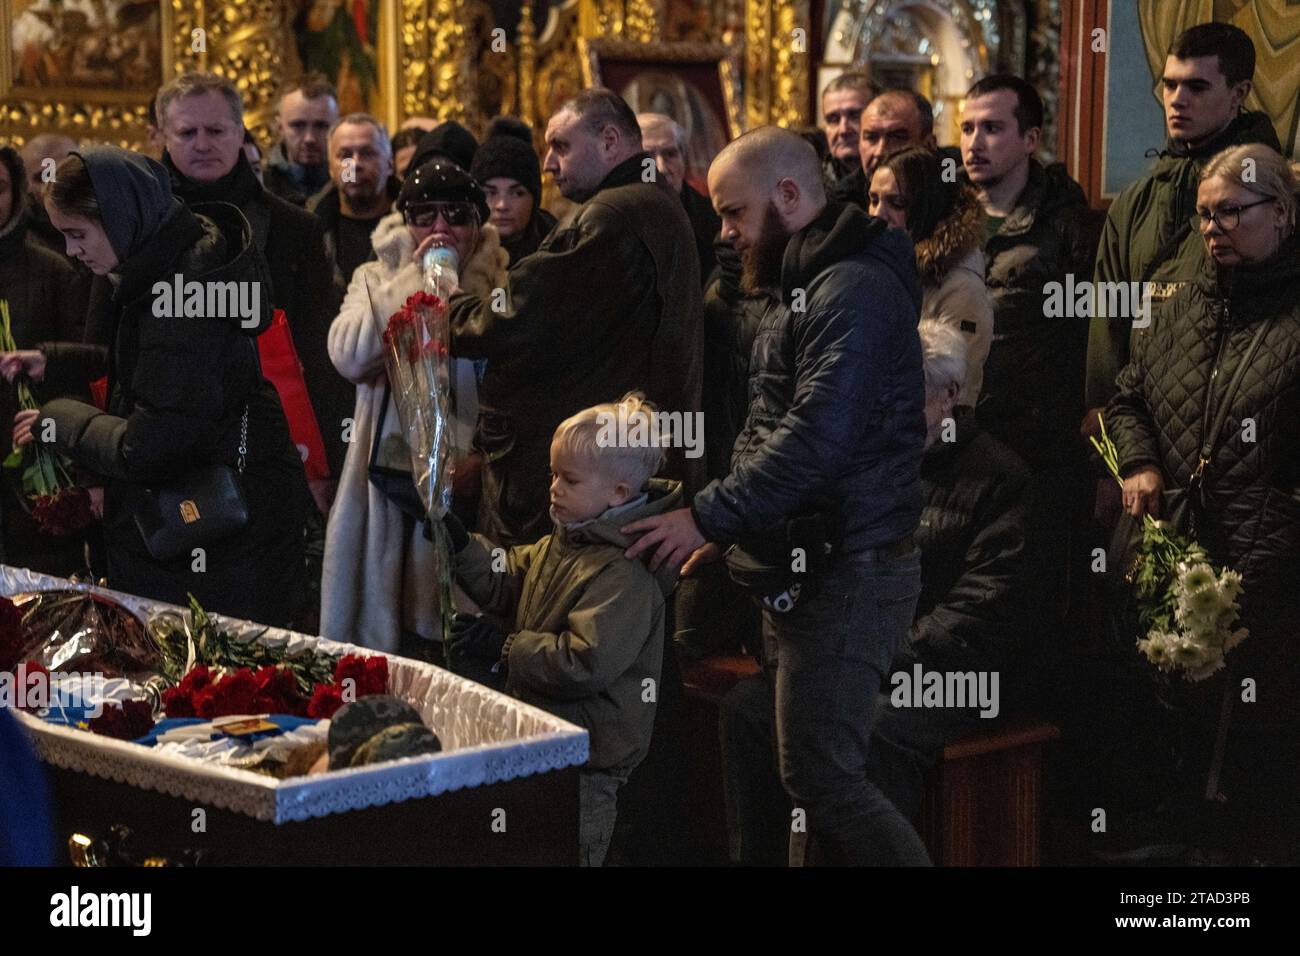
left=763, top=548, right=928, bottom=865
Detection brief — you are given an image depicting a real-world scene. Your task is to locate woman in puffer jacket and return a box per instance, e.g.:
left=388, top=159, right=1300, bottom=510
left=868, top=145, right=992, bottom=408
left=1106, top=143, right=1300, bottom=861
left=321, top=161, right=508, bottom=654
left=0, top=146, right=307, bottom=625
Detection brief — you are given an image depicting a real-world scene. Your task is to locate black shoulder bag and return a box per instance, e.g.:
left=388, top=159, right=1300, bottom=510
left=130, top=403, right=251, bottom=561
left=725, top=511, right=840, bottom=614
left=128, top=339, right=262, bottom=562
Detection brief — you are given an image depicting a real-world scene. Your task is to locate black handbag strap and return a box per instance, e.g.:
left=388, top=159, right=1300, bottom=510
left=1190, top=315, right=1273, bottom=492
left=234, top=334, right=261, bottom=475
left=236, top=403, right=250, bottom=475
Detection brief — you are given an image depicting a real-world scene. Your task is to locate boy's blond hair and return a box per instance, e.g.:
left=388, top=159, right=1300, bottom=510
left=553, top=391, right=665, bottom=491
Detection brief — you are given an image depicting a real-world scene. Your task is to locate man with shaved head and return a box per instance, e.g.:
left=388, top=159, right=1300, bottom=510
left=625, top=125, right=931, bottom=865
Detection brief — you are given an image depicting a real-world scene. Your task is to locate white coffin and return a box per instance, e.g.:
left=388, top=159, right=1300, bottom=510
left=2, top=565, right=588, bottom=825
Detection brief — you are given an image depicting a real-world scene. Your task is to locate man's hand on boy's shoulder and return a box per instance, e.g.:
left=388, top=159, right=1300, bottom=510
left=622, top=508, right=707, bottom=572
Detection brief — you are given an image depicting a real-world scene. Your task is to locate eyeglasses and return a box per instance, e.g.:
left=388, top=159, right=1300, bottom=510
left=404, top=202, right=476, bottom=228
left=1191, top=198, right=1272, bottom=233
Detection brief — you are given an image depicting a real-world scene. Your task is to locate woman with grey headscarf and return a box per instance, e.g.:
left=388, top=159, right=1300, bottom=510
left=0, top=146, right=307, bottom=626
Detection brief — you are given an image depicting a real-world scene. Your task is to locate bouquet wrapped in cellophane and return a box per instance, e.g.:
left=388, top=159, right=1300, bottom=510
left=377, top=287, right=457, bottom=652
left=379, top=289, right=456, bottom=520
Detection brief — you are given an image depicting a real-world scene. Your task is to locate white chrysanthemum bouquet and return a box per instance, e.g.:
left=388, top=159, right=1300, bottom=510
left=1133, top=547, right=1248, bottom=681
left=1092, top=417, right=1249, bottom=682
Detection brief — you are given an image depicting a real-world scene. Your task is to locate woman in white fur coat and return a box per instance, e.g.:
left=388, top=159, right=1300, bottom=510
left=322, top=161, right=509, bottom=652
left=868, top=145, right=993, bottom=408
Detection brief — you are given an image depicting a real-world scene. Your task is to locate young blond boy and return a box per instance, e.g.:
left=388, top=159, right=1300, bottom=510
left=445, top=393, right=682, bottom=865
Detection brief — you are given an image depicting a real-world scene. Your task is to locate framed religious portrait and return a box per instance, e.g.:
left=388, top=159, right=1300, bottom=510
left=1, top=0, right=171, bottom=102
left=578, top=38, right=743, bottom=183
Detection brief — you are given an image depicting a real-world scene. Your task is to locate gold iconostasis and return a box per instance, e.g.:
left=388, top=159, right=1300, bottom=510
left=0, top=1, right=803, bottom=153
left=4, top=2, right=1297, bottom=204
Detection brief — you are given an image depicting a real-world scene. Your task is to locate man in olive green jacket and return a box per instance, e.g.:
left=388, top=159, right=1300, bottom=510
left=1085, top=22, right=1279, bottom=413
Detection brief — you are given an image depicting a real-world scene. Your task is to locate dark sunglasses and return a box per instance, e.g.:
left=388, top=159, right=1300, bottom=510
left=404, top=202, right=476, bottom=228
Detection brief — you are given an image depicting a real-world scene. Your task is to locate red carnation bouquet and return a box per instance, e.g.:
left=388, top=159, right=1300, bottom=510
left=160, top=654, right=389, bottom=721
left=0, top=300, right=94, bottom=537
left=379, top=289, right=455, bottom=519
left=374, top=285, right=458, bottom=655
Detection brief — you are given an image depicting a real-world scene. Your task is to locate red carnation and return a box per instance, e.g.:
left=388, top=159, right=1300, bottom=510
left=161, top=685, right=195, bottom=717
left=306, top=682, right=345, bottom=720
left=89, top=699, right=155, bottom=741
left=252, top=665, right=307, bottom=716
left=384, top=307, right=416, bottom=336
left=334, top=653, right=388, bottom=699
left=161, top=665, right=214, bottom=718
left=382, top=308, right=424, bottom=364
left=197, top=668, right=258, bottom=719
left=405, top=291, right=443, bottom=311
left=190, top=685, right=218, bottom=718
left=29, top=487, right=94, bottom=537
left=361, top=655, right=389, bottom=696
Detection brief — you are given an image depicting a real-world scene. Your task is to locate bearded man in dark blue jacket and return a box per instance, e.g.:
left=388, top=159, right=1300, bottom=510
left=625, top=126, right=929, bottom=865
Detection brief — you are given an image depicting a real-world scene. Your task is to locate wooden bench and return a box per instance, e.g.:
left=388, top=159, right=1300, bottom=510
left=681, top=654, right=1060, bottom=866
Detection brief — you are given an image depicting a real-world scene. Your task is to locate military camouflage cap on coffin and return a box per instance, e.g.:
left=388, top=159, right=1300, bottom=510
left=327, top=695, right=442, bottom=769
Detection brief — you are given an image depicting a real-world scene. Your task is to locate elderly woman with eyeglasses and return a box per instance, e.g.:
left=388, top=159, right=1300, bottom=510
left=1106, top=142, right=1300, bottom=859
left=322, top=160, right=508, bottom=654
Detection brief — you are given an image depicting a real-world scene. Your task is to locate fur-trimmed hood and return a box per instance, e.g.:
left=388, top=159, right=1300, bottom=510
left=915, top=185, right=984, bottom=286
left=369, top=210, right=509, bottom=298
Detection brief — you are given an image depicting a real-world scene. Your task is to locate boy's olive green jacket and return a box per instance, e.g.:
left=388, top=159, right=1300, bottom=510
left=454, top=479, right=682, bottom=774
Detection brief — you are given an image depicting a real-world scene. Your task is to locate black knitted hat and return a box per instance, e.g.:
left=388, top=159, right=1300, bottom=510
left=485, top=116, right=533, bottom=144
left=409, top=121, right=479, bottom=175
left=470, top=124, right=542, bottom=205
